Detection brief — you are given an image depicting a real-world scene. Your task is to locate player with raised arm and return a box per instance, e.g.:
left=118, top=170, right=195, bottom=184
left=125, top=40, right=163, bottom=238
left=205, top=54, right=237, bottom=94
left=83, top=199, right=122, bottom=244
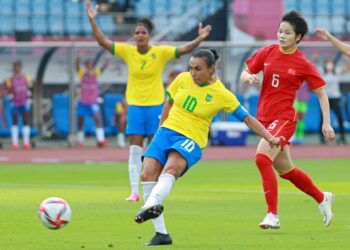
left=76, top=54, right=109, bottom=147
left=85, top=0, right=212, bottom=203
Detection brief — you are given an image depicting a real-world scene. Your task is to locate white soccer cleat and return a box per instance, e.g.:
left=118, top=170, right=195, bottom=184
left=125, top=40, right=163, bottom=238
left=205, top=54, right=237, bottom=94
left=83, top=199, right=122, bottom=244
left=259, top=212, right=280, bottom=229
left=318, top=192, right=334, bottom=227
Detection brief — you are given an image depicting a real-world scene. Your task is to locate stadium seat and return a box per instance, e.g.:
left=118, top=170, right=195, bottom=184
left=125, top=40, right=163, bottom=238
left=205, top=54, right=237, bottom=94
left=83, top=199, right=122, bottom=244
left=15, top=16, right=30, bottom=32
left=102, top=93, right=124, bottom=135
left=284, top=0, right=298, bottom=11
left=31, top=16, right=48, bottom=35
left=48, top=16, right=64, bottom=35
left=64, top=16, right=82, bottom=36
left=32, top=0, right=47, bottom=16
left=0, top=16, right=13, bottom=35
left=317, top=0, right=330, bottom=15
left=0, top=0, right=13, bottom=15
left=96, top=16, right=115, bottom=35
left=304, top=93, right=321, bottom=133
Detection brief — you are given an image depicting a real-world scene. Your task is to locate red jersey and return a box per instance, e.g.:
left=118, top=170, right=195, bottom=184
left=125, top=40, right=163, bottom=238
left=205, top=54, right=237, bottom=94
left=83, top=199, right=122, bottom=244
left=246, top=44, right=325, bottom=122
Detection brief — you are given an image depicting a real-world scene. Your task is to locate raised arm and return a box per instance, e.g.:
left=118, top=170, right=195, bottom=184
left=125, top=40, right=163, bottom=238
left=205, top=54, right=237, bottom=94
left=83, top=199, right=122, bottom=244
left=85, top=0, right=113, bottom=53
left=100, top=58, right=110, bottom=73
left=316, top=28, right=350, bottom=57
left=313, top=87, right=335, bottom=142
left=177, top=23, right=212, bottom=56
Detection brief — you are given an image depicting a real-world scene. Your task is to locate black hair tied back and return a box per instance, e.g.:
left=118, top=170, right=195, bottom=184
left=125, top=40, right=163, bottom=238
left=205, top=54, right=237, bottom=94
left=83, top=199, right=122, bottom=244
left=192, top=49, right=219, bottom=67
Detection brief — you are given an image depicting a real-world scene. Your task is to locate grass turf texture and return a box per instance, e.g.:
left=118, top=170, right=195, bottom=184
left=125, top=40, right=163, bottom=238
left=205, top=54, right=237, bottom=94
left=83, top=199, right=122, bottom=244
left=0, top=159, right=349, bottom=249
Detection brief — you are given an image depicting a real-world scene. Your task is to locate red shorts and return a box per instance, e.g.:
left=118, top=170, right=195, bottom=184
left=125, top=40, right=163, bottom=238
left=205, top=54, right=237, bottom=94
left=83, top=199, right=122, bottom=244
left=261, top=119, right=297, bottom=149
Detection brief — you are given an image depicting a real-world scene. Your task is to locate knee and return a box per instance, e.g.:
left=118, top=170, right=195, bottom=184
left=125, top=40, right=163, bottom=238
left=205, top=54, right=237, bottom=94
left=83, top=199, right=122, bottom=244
left=163, top=165, right=181, bottom=179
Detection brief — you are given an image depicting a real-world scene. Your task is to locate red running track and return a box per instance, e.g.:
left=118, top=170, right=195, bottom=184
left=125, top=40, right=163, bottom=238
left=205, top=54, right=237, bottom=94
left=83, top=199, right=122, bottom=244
left=0, top=145, right=349, bottom=164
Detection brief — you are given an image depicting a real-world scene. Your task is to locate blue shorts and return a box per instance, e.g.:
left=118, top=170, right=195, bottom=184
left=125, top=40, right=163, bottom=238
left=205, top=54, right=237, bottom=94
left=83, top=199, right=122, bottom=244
left=143, top=127, right=203, bottom=174
left=11, top=104, right=30, bottom=115
left=77, top=102, right=100, bottom=117
left=126, top=104, right=163, bottom=136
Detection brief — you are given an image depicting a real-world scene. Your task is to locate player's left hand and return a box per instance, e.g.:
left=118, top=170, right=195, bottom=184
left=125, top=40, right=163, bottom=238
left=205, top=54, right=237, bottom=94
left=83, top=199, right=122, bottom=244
left=315, top=28, right=330, bottom=41
left=268, top=136, right=280, bottom=148
left=322, top=123, right=335, bottom=142
left=198, top=22, right=212, bottom=40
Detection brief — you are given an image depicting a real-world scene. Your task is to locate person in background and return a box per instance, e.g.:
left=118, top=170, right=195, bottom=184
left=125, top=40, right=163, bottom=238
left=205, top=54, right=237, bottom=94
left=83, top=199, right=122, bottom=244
left=86, top=0, right=212, bottom=203
left=318, top=56, right=350, bottom=144
left=115, top=98, right=127, bottom=148
left=241, top=11, right=335, bottom=230
left=76, top=54, right=110, bottom=147
left=292, top=82, right=310, bottom=145
left=5, top=61, right=33, bottom=149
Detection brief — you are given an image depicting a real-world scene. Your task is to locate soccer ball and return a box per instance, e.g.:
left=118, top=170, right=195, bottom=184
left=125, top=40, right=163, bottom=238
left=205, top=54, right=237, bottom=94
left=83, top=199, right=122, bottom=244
left=38, top=197, right=72, bottom=230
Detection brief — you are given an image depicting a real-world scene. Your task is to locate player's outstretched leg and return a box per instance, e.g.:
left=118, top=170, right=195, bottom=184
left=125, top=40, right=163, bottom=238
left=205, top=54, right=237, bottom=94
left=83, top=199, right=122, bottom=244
left=134, top=204, right=164, bottom=224
left=259, top=212, right=280, bottom=229
left=318, top=192, right=334, bottom=227
left=145, top=232, right=172, bottom=246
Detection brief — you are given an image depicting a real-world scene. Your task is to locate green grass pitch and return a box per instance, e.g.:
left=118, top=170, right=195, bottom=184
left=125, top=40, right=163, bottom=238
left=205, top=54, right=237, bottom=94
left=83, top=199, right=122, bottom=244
left=0, top=159, right=349, bottom=249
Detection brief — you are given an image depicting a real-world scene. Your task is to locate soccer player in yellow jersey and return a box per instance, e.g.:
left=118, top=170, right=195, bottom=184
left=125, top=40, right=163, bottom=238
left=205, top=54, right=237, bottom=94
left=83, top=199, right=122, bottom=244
left=133, top=49, right=280, bottom=245
left=85, top=0, right=212, bottom=202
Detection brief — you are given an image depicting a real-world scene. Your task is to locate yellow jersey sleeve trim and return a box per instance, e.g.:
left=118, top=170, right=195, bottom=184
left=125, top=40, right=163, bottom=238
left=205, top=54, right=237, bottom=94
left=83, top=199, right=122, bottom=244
left=112, top=42, right=116, bottom=55
left=175, top=48, right=180, bottom=58
left=166, top=91, right=174, bottom=102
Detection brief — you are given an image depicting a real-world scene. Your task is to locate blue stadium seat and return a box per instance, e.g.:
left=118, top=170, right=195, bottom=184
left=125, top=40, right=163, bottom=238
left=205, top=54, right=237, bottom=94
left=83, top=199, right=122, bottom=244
left=48, top=16, right=64, bottom=35
left=32, top=0, right=47, bottom=15
left=31, top=16, right=48, bottom=35
left=315, top=16, right=330, bottom=30
left=317, top=0, right=330, bottom=15
left=304, top=93, right=321, bottom=133
left=96, top=15, right=115, bottom=35
left=284, top=0, right=298, bottom=11
left=333, top=0, right=346, bottom=15
left=15, top=0, right=30, bottom=15
left=103, top=94, right=124, bottom=135
left=135, top=0, right=152, bottom=16
left=0, top=0, right=13, bottom=15
left=300, top=0, right=314, bottom=15
left=65, top=16, right=81, bottom=35
left=15, top=16, right=30, bottom=31
left=48, top=0, right=64, bottom=15
left=0, top=16, right=13, bottom=35
left=82, top=16, right=92, bottom=35
left=65, top=1, right=81, bottom=15
left=332, top=17, right=345, bottom=35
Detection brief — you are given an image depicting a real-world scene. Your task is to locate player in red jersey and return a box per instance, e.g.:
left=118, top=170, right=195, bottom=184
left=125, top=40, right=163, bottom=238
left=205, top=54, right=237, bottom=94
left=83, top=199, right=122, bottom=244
left=241, top=11, right=335, bottom=229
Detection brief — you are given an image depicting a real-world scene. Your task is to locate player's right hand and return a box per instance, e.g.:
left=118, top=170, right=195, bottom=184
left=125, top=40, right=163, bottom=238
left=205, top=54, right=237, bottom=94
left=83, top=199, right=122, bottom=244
left=85, top=0, right=98, bottom=19
left=315, top=28, right=331, bottom=41
left=248, top=74, right=260, bottom=85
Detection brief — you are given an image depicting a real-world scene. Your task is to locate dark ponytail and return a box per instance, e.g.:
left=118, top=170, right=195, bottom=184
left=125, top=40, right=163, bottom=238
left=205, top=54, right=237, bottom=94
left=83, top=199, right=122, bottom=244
left=192, top=49, right=219, bottom=67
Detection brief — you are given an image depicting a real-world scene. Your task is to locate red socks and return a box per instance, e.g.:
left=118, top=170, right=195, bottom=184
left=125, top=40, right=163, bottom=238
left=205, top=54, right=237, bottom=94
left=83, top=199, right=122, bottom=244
left=255, top=153, right=278, bottom=215
left=280, top=168, right=324, bottom=203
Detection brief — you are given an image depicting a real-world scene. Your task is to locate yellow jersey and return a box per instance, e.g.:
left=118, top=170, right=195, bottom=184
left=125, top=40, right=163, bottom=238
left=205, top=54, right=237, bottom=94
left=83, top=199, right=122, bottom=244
left=112, top=42, right=178, bottom=106
left=163, top=72, right=241, bottom=148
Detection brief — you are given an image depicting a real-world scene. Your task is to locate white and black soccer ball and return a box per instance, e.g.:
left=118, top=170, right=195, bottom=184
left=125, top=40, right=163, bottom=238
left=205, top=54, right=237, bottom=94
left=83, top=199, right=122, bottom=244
left=39, top=197, right=71, bottom=230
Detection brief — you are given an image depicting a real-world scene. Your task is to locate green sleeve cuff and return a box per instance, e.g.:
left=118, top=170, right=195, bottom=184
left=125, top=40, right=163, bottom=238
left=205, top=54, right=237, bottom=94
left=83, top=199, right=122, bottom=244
left=166, top=91, right=174, bottom=102
left=112, top=42, right=115, bottom=55
left=175, top=48, right=180, bottom=58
